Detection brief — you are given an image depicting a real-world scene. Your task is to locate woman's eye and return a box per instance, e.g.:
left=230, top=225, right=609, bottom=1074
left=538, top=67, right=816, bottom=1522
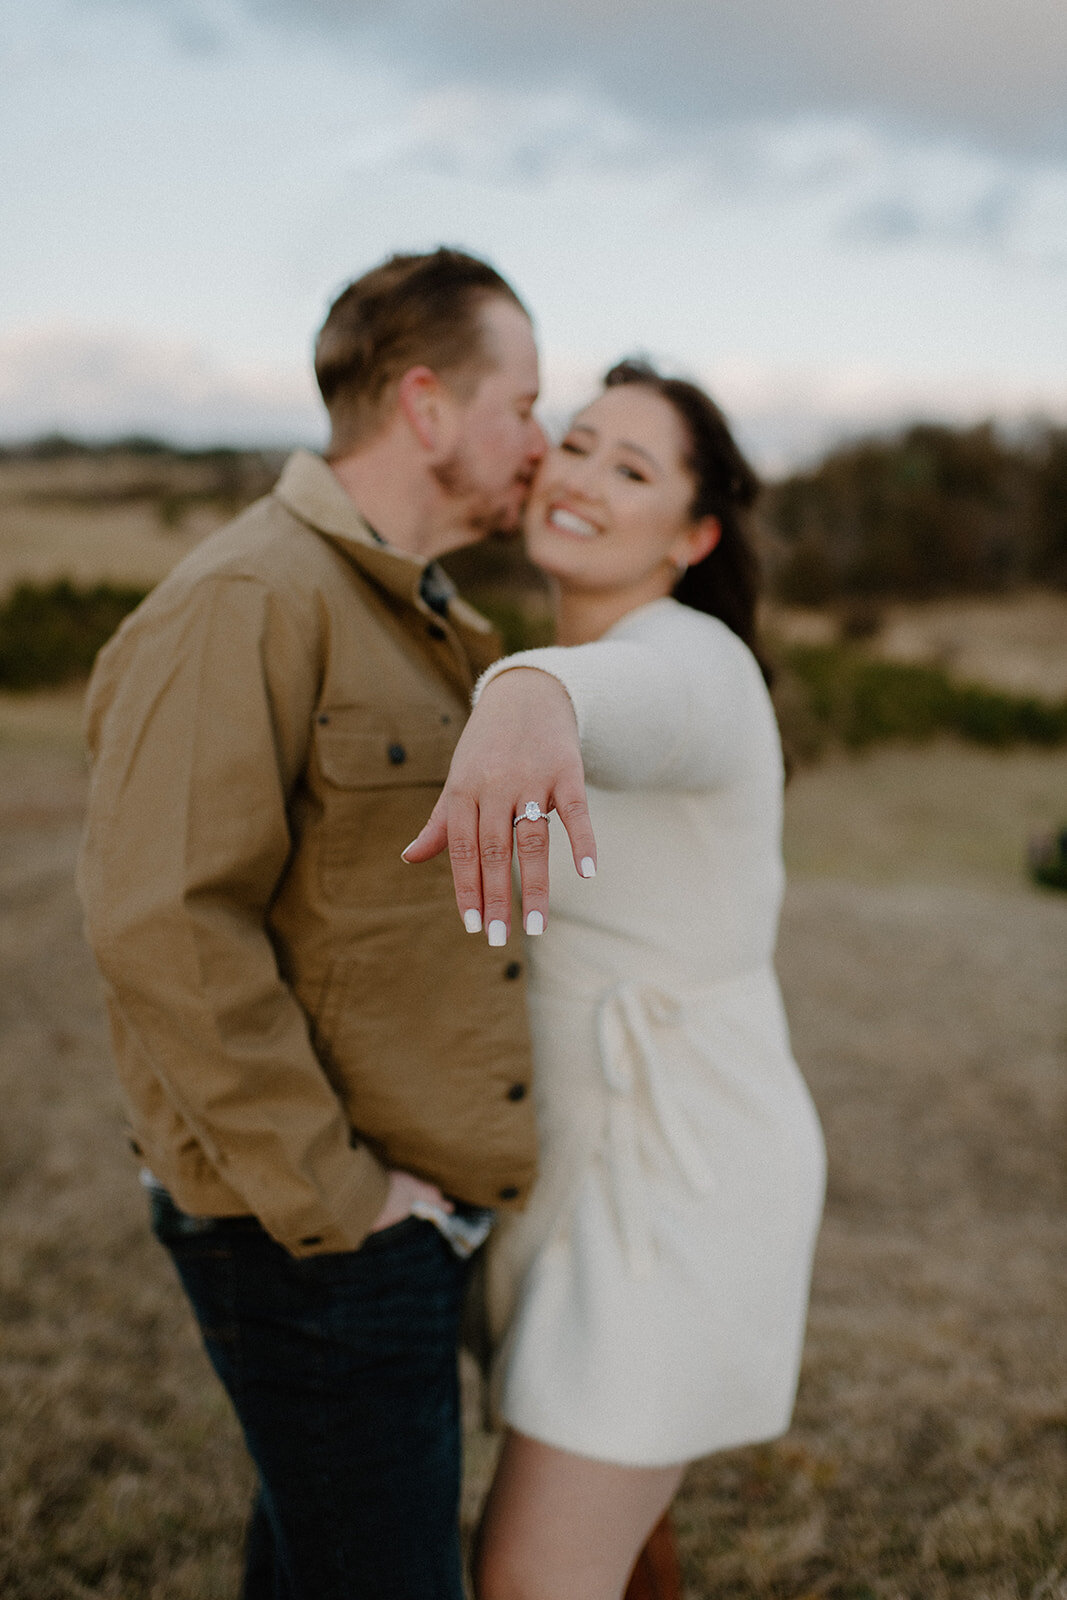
left=617, top=464, right=647, bottom=482
left=559, top=439, right=587, bottom=456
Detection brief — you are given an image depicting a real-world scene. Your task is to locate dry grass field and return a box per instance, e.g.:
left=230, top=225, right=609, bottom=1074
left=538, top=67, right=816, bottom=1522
left=0, top=449, right=279, bottom=594
left=2, top=460, right=1065, bottom=1596
left=0, top=681, right=1064, bottom=1599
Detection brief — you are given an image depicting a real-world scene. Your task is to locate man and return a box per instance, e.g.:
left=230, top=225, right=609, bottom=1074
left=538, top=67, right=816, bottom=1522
left=77, top=248, right=547, bottom=1599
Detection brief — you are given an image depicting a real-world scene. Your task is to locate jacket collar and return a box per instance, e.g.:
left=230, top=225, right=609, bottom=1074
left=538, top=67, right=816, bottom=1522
left=272, top=450, right=499, bottom=676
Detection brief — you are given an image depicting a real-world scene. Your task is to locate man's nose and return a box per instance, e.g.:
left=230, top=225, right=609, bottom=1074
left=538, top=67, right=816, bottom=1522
left=528, top=418, right=550, bottom=461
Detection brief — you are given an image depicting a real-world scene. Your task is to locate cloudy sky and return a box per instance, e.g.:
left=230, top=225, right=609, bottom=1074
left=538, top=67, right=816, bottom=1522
left=3, top=0, right=1065, bottom=467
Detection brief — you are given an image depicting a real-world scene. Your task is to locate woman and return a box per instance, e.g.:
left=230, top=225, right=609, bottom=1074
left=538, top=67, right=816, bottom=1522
left=405, top=361, right=826, bottom=1600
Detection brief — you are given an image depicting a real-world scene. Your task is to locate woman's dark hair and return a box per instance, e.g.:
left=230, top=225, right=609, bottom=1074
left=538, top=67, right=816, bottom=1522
left=603, top=359, right=770, bottom=682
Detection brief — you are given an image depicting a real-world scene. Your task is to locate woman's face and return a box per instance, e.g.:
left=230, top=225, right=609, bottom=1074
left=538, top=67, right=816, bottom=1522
left=524, top=385, right=718, bottom=604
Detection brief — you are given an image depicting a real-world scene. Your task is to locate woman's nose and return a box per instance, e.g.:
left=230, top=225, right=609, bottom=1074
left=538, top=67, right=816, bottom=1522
left=553, top=450, right=598, bottom=498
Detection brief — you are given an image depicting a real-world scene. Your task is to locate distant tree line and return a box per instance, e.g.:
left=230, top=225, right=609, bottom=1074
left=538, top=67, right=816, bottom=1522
left=0, top=433, right=261, bottom=464
left=0, top=434, right=287, bottom=525
left=3, top=422, right=1067, bottom=605
left=762, top=422, right=1067, bottom=604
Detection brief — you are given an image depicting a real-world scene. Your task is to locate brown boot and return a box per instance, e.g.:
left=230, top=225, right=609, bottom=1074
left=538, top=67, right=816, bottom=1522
left=623, top=1511, right=683, bottom=1600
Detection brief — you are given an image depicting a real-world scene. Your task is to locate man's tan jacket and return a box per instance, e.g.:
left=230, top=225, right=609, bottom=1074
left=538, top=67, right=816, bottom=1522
left=77, top=452, right=536, bottom=1257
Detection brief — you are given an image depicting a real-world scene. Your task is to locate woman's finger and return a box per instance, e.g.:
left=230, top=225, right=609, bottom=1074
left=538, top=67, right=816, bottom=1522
left=443, top=793, right=485, bottom=932
left=478, top=802, right=519, bottom=946
left=553, top=779, right=598, bottom=881
left=400, top=793, right=450, bottom=864
left=513, top=813, right=551, bottom=935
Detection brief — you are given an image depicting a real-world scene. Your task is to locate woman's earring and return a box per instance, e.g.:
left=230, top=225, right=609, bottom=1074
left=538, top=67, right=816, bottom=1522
left=672, top=554, right=689, bottom=575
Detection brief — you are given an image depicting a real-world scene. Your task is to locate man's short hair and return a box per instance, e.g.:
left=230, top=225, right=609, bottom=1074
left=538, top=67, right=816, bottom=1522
left=314, top=248, right=528, bottom=455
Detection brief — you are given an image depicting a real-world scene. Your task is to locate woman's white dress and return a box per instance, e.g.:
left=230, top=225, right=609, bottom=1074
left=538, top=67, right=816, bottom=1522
left=476, top=598, right=826, bottom=1468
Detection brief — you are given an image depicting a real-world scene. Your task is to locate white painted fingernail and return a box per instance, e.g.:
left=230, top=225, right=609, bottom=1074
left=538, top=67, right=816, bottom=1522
left=400, top=842, right=416, bottom=861
left=488, top=920, right=508, bottom=947
left=464, top=909, right=482, bottom=934
left=525, top=911, right=544, bottom=936
left=580, top=857, right=596, bottom=878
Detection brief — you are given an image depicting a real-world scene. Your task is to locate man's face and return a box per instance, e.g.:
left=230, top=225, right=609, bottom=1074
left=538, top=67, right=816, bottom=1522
left=433, top=299, right=547, bottom=540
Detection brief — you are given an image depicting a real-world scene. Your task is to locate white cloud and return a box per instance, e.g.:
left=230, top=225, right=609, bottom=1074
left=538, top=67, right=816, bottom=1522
left=0, top=324, right=324, bottom=446
left=698, top=359, right=1067, bottom=473
left=341, top=83, right=656, bottom=185
left=72, top=0, right=1067, bottom=157
left=1, top=322, right=1062, bottom=471
left=662, top=116, right=1067, bottom=275
left=827, top=138, right=1067, bottom=270
left=221, top=0, right=1067, bottom=158
left=331, top=76, right=1066, bottom=276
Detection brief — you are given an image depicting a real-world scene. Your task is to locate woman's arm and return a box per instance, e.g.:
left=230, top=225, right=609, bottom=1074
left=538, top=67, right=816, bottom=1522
left=402, top=611, right=755, bottom=941
left=472, top=625, right=748, bottom=792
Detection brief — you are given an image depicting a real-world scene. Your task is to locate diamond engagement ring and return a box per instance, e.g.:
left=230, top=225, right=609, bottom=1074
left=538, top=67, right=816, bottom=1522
left=513, top=801, right=553, bottom=827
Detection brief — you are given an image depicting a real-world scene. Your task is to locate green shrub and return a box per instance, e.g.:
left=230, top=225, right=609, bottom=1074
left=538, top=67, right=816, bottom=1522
left=0, top=580, right=556, bottom=693
left=781, top=643, right=1067, bottom=751
left=1028, top=827, right=1067, bottom=890
left=0, top=579, right=148, bottom=690
left=6, top=579, right=1066, bottom=773
left=472, top=599, right=554, bottom=656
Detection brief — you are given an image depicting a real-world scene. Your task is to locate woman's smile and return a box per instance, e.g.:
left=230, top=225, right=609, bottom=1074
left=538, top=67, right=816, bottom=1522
left=546, top=504, right=600, bottom=539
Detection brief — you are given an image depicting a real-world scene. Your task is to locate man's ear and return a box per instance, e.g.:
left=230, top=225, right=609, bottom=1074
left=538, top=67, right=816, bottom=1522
left=396, top=366, right=452, bottom=453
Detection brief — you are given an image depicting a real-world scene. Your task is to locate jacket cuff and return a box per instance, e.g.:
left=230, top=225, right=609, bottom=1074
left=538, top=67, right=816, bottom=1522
left=263, top=1143, right=391, bottom=1258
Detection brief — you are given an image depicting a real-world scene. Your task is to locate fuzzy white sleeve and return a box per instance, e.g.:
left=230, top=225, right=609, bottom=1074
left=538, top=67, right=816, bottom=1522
left=473, top=609, right=756, bottom=791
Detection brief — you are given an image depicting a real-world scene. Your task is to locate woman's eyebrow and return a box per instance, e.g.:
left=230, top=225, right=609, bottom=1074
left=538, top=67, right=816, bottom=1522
left=617, top=440, right=661, bottom=470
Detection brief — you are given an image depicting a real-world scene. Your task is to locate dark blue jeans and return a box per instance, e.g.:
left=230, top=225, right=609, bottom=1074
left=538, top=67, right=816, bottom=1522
left=150, top=1189, right=471, bottom=1600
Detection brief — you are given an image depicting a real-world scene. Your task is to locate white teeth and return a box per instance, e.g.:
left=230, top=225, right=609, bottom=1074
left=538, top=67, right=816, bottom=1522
left=549, top=507, right=598, bottom=538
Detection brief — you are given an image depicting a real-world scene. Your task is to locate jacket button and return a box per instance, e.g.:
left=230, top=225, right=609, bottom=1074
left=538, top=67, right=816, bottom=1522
left=498, top=1186, right=520, bottom=1201
left=506, top=1083, right=528, bottom=1102
left=427, top=622, right=447, bottom=641
left=387, top=743, right=407, bottom=765
left=504, top=961, right=522, bottom=980
left=317, top=713, right=330, bottom=725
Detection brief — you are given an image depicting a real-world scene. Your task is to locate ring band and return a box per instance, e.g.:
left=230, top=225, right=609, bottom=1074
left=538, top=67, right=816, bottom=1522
left=514, top=801, right=553, bottom=827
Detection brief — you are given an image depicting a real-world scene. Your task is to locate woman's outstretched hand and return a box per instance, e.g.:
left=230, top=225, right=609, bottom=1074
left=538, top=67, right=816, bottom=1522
left=401, top=668, right=597, bottom=944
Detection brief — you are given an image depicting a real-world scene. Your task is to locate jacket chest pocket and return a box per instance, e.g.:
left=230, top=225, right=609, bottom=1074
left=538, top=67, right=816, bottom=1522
left=312, top=708, right=459, bottom=904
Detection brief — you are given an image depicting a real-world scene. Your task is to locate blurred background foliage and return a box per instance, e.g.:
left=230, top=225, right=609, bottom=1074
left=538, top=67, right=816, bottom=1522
left=766, top=421, right=1067, bottom=603
left=0, top=580, right=148, bottom=691
left=1, top=424, right=1065, bottom=766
